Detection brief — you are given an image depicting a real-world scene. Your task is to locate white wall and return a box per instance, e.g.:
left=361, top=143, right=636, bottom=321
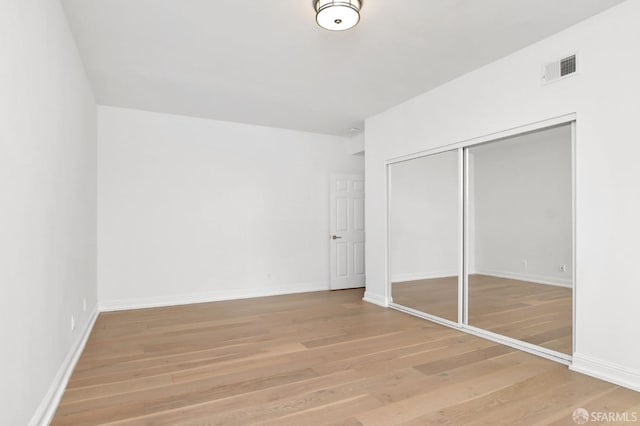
left=0, top=1, right=97, bottom=424
left=470, top=125, right=573, bottom=286
left=98, top=106, right=364, bottom=309
left=390, top=151, right=458, bottom=282
left=365, top=0, right=640, bottom=390
left=348, top=132, right=365, bottom=155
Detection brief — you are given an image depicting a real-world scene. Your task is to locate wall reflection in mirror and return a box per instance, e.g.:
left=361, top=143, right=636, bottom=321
left=389, top=150, right=459, bottom=322
left=467, top=124, right=573, bottom=354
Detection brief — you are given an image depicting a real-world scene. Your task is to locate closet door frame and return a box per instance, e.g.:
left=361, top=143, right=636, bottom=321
left=385, top=112, right=576, bottom=365
left=386, top=147, right=463, bottom=330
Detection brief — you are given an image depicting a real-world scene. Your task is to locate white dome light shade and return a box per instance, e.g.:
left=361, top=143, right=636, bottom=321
left=315, top=0, right=361, bottom=31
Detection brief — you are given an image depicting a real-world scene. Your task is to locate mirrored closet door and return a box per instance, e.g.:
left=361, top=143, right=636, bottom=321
left=389, top=150, right=460, bottom=323
left=466, top=124, right=573, bottom=355
left=387, top=120, right=574, bottom=361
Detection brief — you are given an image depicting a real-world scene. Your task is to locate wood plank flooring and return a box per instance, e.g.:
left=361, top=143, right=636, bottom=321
left=52, top=289, right=637, bottom=425
left=391, top=276, right=459, bottom=322
left=392, top=274, right=573, bottom=354
left=468, top=275, right=572, bottom=355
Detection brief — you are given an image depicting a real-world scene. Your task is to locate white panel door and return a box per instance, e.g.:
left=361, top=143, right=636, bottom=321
left=330, top=174, right=365, bottom=289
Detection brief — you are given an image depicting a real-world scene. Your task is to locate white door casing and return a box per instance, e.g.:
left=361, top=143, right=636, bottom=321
left=330, top=174, right=365, bottom=290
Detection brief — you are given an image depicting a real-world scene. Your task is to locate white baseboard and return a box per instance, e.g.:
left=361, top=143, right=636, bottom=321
left=29, top=306, right=98, bottom=426
left=363, top=291, right=388, bottom=307
left=99, top=282, right=330, bottom=312
left=570, top=353, right=640, bottom=392
left=472, top=268, right=572, bottom=288
left=391, top=271, right=458, bottom=283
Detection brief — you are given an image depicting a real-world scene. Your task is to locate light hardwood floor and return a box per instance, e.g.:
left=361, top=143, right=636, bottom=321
left=52, top=289, right=637, bottom=425
left=392, top=274, right=573, bottom=354
left=391, top=276, right=459, bottom=322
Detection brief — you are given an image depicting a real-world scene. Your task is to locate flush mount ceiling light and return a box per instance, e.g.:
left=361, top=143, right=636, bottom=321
left=315, top=0, right=361, bottom=31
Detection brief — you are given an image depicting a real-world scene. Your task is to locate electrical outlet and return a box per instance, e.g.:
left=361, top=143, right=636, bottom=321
left=560, top=264, right=567, bottom=272
left=83, top=298, right=87, bottom=312
left=522, top=260, right=528, bottom=269
left=71, top=315, right=76, bottom=332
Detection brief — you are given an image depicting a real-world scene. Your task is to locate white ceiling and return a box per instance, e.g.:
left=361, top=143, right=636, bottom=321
left=61, top=0, right=624, bottom=136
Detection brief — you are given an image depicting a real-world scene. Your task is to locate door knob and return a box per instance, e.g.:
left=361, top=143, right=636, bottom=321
left=331, top=235, right=342, bottom=240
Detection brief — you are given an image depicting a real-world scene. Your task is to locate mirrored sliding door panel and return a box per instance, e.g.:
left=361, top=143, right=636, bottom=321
left=390, top=150, right=459, bottom=322
left=467, top=124, right=573, bottom=354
